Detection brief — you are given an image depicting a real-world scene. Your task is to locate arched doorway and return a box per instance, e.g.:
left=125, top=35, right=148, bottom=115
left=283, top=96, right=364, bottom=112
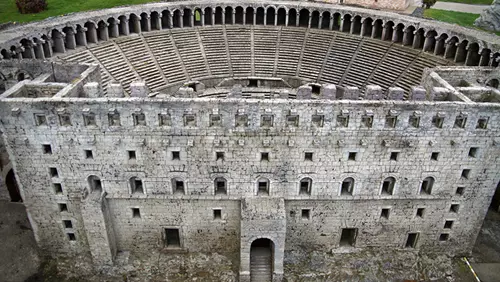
left=250, top=238, right=273, bottom=281
left=6, top=169, right=22, bottom=202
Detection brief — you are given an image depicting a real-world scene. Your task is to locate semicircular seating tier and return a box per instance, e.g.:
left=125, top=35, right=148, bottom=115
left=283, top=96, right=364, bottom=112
left=1, top=1, right=499, bottom=95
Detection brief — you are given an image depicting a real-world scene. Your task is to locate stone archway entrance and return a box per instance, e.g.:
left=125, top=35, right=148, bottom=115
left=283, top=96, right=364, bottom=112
left=6, top=169, right=22, bottom=202
left=250, top=238, right=274, bottom=282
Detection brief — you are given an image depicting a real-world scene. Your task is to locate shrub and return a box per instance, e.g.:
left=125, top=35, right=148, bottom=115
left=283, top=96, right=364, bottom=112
left=15, top=0, right=47, bottom=14
left=422, top=0, right=437, bottom=8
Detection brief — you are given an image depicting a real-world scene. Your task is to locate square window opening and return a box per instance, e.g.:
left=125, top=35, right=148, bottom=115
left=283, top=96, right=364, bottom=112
left=477, top=117, right=489, bottom=129
left=184, top=114, right=196, bottom=127
left=165, top=228, right=181, bottom=248
left=108, top=113, right=120, bottom=126
left=67, top=233, right=76, bottom=241
left=286, top=115, right=299, bottom=127
left=312, top=115, right=324, bottom=127
left=301, top=209, right=310, bottom=220
left=304, top=152, right=313, bottom=161
left=261, top=152, right=269, bottom=162
left=456, top=187, right=465, bottom=196
left=63, top=220, right=73, bottom=229
left=339, top=228, right=357, bottom=247
left=210, top=114, right=222, bottom=127
left=361, top=115, right=373, bottom=128
left=216, top=152, right=224, bottom=161
left=432, top=116, right=444, bottom=128
left=381, top=208, right=390, bottom=219
left=337, top=115, right=349, bottom=127
left=248, top=79, right=258, bottom=87
left=213, top=209, right=222, bottom=220
left=454, top=116, right=467, bottom=128
left=258, top=181, right=269, bottom=195
left=235, top=114, right=248, bottom=127
left=450, top=204, right=460, bottom=213
left=54, top=183, right=63, bottom=194
left=409, top=116, right=420, bottom=128
left=348, top=152, right=357, bottom=161
left=49, top=167, right=58, bottom=178
left=133, top=113, right=146, bottom=126
left=444, top=220, right=454, bottom=229
left=385, top=116, right=397, bottom=128
left=42, top=144, right=52, bottom=154
left=175, top=181, right=185, bottom=194
left=85, top=150, right=93, bottom=159
left=83, top=114, right=96, bottom=126
left=405, top=233, right=419, bottom=248
left=390, top=152, right=399, bottom=161
left=468, top=147, right=478, bottom=158
left=416, top=208, right=425, bottom=218
left=461, top=169, right=470, bottom=179
left=172, top=151, right=180, bottom=160
left=158, top=114, right=171, bottom=126
left=431, top=152, right=439, bottom=161
left=59, top=114, right=72, bottom=126
left=439, top=233, right=450, bottom=241
left=58, top=203, right=68, bottom=212
left=132, top=208, right=141, bottom=218
left=35, top=114, right=47, bottom=126
left=311, top=84, right=321, bottom=94
left=128, top=150, right=136, bottom=160
left=261, top=115, right=274, bottom=127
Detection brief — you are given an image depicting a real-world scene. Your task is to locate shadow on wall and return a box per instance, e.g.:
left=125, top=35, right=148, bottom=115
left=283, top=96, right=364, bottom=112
left=6, top=169, right=22, bottom=202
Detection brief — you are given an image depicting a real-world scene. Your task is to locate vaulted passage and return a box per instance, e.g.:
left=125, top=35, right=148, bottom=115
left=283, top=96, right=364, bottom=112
left=6, top=169, right=22, bottom=202
left=250, top=238, right=274, bottom=282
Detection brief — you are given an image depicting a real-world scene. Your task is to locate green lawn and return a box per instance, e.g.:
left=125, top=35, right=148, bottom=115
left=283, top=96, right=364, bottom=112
left=0, top=0, right=158, bottom=24
left=438, top=0, right=492, bottom=4
left=424, top=8, right=500, bottom=36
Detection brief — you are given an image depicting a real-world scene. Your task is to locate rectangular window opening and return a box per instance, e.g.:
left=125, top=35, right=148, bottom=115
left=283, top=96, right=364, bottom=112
left=258, top=181, right=269, bottom=195
left=248, top=79, right=258, bottom=87
left=63, top=220, right=73, bottom=229
left=35, top=114, right=47, bottom=126
left=235, top=114, right=248, bottom=127
left=133, top=180, right=143, bottom=194
left=58, top=203, right=68, bottom=212
left=165, top=228, right=181, bottom=248
left=286, top=115, right=299, bottom=127
left=405, top=233, right=419, bottom=248
left=380, top=208, right=390, bottom=219
left=132, top=208, right=141, bottom=218
left=175, top=181, right=184, bottom=194
left=83, top=114, right=96, bottom=126
left=450, top=204, right=460, bottom=213
left=261, top=152, right=269, bottom=162
left=385, top=116, right=397, bottom=128
left=301, top=209, right=310, bottom=220
left=444, top=220, right=454, bottom=229
left=260, top=115, right=274, bottom=127
left=348, top=152, right=357, bottom=161
left=432, top=116, right=444, bottom=128
left=431, top=152, right=439, bottom=161
left=128, top=150, right=136, bottom=160
left=341, top=180, right=353, bottom=195
left=42, top=144, right=52, bottom=154
left=454, top=116, right=467, bottom=128
left=416, top=208, right=425, bottom=218
left=439, top=233, right=450, bottom=241
left=216, top=152, right=224, bottom=161
left=210, top=114, right=222, bottom=127
left=339, top=228, right=357, bottom=247
left=108, top=113, right=121, bottom=126
left=67, top=233, right=76, bottom=241
left=213, top=209, right=222, bottom=220
left=409, top=116, right=420, bottom=128
left=304, top=152, right=313, bottom=161
left=461, top=169, right=470, bottom=179
left=59, top=114, right=72, bottom=126
left=361, top=115, right=373, bottom=128
left=54, top=183, right=63, bottom=194
left=215, top=180, right=226, bottom=195
left=49, top=167, right=58, bottom=178
left=85, top=150, right=93, bottom=159
left=337, top=115, right=349, bottom=127
left=390, top=152, right=399, bottom=161
left=456, top=187, right=465, bottom=196
left=312, top=115, right=324, bottom=127
left=476, top=117, right=489, bottom=129
left=184, top=114, right=196, bottom=127
left=172, top=151, right=180, bottom=160
left=133, top=113, right=146, bottom=126
left=468, top=147, right=478, bottom=158
left=381, top=180, right=394, bottom=195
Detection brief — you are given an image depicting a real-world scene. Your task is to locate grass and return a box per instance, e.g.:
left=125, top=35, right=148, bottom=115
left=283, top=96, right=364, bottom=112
left=424, top=8, right=500, bottom=36
left=0, top=0, right=158, bottom=24
left=437, top=0, right=492, bottom=4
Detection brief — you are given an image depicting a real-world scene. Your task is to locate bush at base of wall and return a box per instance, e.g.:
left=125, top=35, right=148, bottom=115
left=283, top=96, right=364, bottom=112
left=15, top=0, right=47, bottom=14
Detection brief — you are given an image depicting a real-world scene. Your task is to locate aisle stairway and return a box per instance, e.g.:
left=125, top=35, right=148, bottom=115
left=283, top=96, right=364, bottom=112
left=250, top=247, right=273, bottom=282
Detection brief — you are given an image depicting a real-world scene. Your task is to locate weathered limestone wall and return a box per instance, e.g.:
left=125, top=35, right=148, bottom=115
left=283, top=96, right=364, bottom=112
left=343, top=0, right=410, bottom=10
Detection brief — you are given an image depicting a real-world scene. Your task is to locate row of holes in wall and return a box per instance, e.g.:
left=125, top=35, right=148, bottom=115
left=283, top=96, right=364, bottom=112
left=42, top=146, right=483, bottom=163
left=33, top=112, right=491, bottom=130
left=49, top=166, right=470, bottom=197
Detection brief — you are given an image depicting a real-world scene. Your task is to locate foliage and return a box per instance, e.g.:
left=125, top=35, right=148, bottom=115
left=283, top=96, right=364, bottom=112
left=423, top=0, right=437, bottom=8
left=438, top=0, right=492, bottom=4
left=15, top=0, right=47, bottom=14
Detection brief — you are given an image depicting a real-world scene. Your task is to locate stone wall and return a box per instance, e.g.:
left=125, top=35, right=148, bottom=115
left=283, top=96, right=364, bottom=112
left=343, top=0, right=410, bottom=11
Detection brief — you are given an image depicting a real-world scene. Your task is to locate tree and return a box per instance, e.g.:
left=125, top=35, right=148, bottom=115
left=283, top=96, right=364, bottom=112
left=422, top=0, right=437, bottom=9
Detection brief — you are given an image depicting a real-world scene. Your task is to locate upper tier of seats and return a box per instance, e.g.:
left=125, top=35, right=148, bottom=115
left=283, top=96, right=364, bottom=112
left=59, top=25, right=452, bottom=94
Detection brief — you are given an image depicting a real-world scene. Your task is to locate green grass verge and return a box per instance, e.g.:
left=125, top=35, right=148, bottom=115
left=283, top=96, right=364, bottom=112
left=423, top=8, right=500, bottom=35
left=437, top=0, right=492, bottom=5
left=0, top=0, right=159, bottom=24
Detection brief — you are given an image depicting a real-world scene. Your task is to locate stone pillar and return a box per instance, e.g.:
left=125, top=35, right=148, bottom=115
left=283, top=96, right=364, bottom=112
left=381, top=25, right=389, bottom=41
left=144, top=16, right=152, bottom=31
left=65, top=29, right=77, bottom=49
left=86, top=25, right=98, bottom=43
left=53, top=31, right=66, bottom=53
left=371, top=22, right=378, bottom=38
left=297, top=85, right=312, bottom=99
left=318, top=15, right=322, bottom=29
left=133, top=16, right=142, bottom=33
left=34, top=42, right=45, bottom=59
left=410, top=86, right=426, bottom=101
left=402, top=29, right=412, bottom=46
left=423, top=35, right=435, bottom=52
left=130, top=80, right=149, bottom=97
left=296, top=12, right=299, bottom=27
left=243, top=12, right=246, bottom=25
left=391, top=29, right=400, bottom=43
left=444, top=41, right=457, bottom=59
left=264, top=11, right=267, bottom=26
left=42, top=38, right=53, bottom=58
left=275, top=12, right=278, bottom=26
left=360, top=20, right=367, bottom=37
left=365, top=85, right=383, bottom=100
left=455, top=43, right=467, bottom=63
left=329, top=16, right=334, bottom=30
left=156, top=15, right=163, bottom=30
left=84, top=82, right=102, bottom=98
left=412, top=32, right=423, bottom=49
left=222, top=10, right=225, bottom=25
left=233, top=11, right=236, bottom=25
left=201, top=12, right=205, bottom=26
left=387, top=87, right=405, bottom=100
left=189, top=12, right=194, bottom=27
left=119, top=19, right=129, bottom=35
left=464, top=47, right=475, bottom=66
left=343, top=86, right=359, bottom=100
left=108, top=81, right=125, bottom=97
left=340, top=16, right=345, bottom=32
left=322, top=84, right=336, bottom=99
left=349, top=20, right=356, bottom=34
left=434, top=38, right=445, bottom=56
left=109, top=21, right=119, bottom=37
left=76, top=26, right=88, bottom=46
left=98, top=23, right=109, bottom=41
left=307, top=14, right=312, bottom=28
left=212, top=11, right=216, bottom=26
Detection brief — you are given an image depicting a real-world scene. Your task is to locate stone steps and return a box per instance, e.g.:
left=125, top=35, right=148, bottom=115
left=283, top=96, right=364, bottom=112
left=171, top=29, right=209, bottom=80
left=143, top=32, right=187, bottom=84
left=199, top=27, right=231, bottom=76
left=250, top=247, right=272, bottom=282
left=226, top=26, right=252, bottom=76
left=320, top=33, right=360, bottom=85
left=299, top=29, right=332, bottom=81
left=276, top=28, right=305, bottom=77
left=253, top=26, right=278, bottom=77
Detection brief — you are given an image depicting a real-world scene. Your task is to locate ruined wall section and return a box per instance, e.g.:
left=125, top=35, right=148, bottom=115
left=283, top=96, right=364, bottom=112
left=0, top=97, right=498, bottom=257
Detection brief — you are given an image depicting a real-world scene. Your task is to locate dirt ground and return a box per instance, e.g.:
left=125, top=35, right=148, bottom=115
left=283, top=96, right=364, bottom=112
left=1, top=200, right=498, bottom=282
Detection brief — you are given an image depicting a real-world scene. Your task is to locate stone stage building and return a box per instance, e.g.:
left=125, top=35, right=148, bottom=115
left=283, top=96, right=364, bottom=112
left=0, top=1, right=499, bottom=281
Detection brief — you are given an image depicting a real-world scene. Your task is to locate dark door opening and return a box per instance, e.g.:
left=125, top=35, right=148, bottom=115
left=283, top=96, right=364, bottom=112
left=6, top=169, right=22, bottom=202
left=165, top=228, right=180, bottom=248
left=250, top=238, right=273, bottom=282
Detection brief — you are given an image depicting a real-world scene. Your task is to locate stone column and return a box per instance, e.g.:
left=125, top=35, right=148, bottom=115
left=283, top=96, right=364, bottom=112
left=34, top=42, right=45, bottom=59
left=264, top=11, right=267, bottom=26
left=444, top=41, right=457, bottom=59
left=275, top=12, right=278, bottom=26
left=423, top=35, right=435, bottom=52
left=189, top=12, right=194, bottom=27
left=296, top=12, right=299, bottom=27
left=109, top=21, right=119, bottom=37
left=318, top=15, right=322, bottom=29
left=169, top=13, right=174, bottom=28
left=434, top=38, right=445, bottom=56
left=86, top=25, right=98, bottom=43
left=455, top=42, right=467, bottom=63
left=144, top=16, right=152, bottom=31
left=76, top=26, right=88, bottom=46
left=156, top=15, right=163, bottom=30
left=402, top=29, right=412, bottom=46
left=22, top=43, right=35, bottom=59
left=381, top=25, right=390, bottom=41
left=98, top=23, right=109, bottom=41
left=340, top=16, right=346, bottom=32
left=307, top=14, right=312, bottom=28
left=233, top=11, right=236, bottom=25
left=201, top=12, right=205, bottom=26
left=222, top=11, right=225, bottom=25
left=243, top=12, right=246, bottom=25
left=53, top=31, right=66, bottom=53
left=133, top=16, right=142, bottom=32
left=412, top=32, right=423, bottom=49
left=391, top=28, right=400, bottom=43
left=65, top=29, right=76, bottom=49
left=329, top=16, right=334, bottom=30
left=42, top=38, right=53, bottom=58
left=119, top=19, right=129, bottom=35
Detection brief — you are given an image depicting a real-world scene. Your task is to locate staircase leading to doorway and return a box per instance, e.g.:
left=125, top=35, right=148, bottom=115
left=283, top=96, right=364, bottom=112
left=250, top=246, right=272, bottom=282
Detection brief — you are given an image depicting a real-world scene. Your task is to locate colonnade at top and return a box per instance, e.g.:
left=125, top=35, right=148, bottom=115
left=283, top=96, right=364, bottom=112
left=1, top=4, right=499, bottom=68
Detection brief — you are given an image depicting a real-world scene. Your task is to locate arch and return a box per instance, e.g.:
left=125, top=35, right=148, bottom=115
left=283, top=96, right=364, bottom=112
left=204, top=7, right=213, bottom=25
left=299, top=177, right=312, bottom=195
left=215, top=7, right=224, bottom=25
left=256, top=7, right=265, bottom=25
left=117, top=15, right=129, bottom=34
left=362, top=17, right=373, bottom=36
left=455, top=40, right=469, bottom=64
left=486, top=78, right=499, bottom=88
left=332, top=12, right=341, bottom=30
left=341, top=177, right=354, bottom=195
left=161, top=10, right=171, bottom=29
left=225, top=6, right=233, bottom=25
left=413, top=28, right=425, bottom=49
left=266, top=7, right=276, bottom=26
left=466, top=42, right=480, bottom=66
left=183, top=8, right=192, bottom=27
left=97, top=20, right=108, bottom=41
left=1, top=49, right=11, bottom=60
left=20, top=38, right=34, bottom=58
left=245, top=7, right=254, bottom=25
left=171, top=177, right=185, bottom=194
left=129, top=13, right=140, bottom=33
left=151, top=11, right=161, bottom=30
left=87, top=175, right=102, bottom=193
left=402, top=25, right=415, bottom=46
left=106, top=17, right=119, bottom=37
left=140, top=12, right=150, bottom=31
left=129, top=176, right=144, bottom=194
left=393, top=23, right=404, bottom=43
left=491, top=52, right=500, bottom=67
left=480, top=48, right=492, bottom=66
left=214, top=177, right=227, bottom=195
left=173, top=10, right=182, bottom=27
left=321, top=11, right=331, bottom=29
left=420, top=177, right=434, bottom=195
left=445, top=36, right=459, bottom=59
left=299, top=9, right=309, bottom=27
left=424, top=30, right=438, bottom=53
left=250, top=238, right=274, bottom=281
left=288, top=8, right=297, bottom=26
left=351, top=15, right=362, bottom=35
left=383, top=21, right=394, bottom=41
left=372, top=19, right=383, bottom=39
left=257, top=177, right=270, bottom=195
left=235, top=6, right=244, bottom=24
left=194, top=8, right=202, bottom=26
left=341, top=14, right=351, bottom=32
left=277, top=8, right=286, bottom=26
left=381, top=177, right=396, bottom=195
left=434, top=33, right=448, bottom=56
left=5, top=169, right=22, bottom=202
left=311, top=10, right=320, bottom=29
